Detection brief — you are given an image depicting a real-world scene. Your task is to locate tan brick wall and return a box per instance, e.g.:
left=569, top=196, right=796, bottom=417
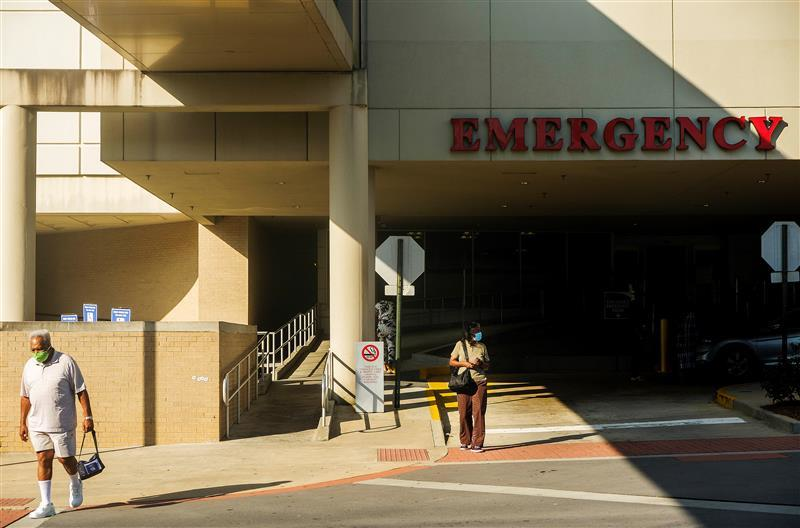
left=36, top=222, right=199, bottom=322
left=199, top=217, right=250, bottom=324
left=1, top=322, right=256, bottom=452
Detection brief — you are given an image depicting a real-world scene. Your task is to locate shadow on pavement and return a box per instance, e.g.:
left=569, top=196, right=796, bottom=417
left=67, top=482, right=291, bottom=512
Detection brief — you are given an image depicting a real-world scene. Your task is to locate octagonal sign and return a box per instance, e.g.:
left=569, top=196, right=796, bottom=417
left=761, top=221, right=800, bottom=272
left=376, top=236, right=425, bottom=288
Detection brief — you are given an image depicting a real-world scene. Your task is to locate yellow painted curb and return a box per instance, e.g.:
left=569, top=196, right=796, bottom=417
left=715, top=387, right=736, bottom=410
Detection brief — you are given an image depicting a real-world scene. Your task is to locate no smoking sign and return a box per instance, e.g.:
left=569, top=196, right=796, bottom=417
left=361, top=344, right=380, bottom=362
left=355, top=341, right=384, bottom=413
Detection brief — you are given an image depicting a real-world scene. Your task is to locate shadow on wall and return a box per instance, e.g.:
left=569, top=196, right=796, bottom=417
left=35, top=221, right=199, bottom=321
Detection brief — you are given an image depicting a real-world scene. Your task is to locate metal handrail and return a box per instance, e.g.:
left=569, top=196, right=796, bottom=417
left=222, top=305, right=316, bottom=439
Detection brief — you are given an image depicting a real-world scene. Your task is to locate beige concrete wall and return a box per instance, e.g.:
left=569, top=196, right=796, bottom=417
left=198, top=217, right=250, bottom=325
left=367, top=0, right=799, bottom=161
left=36, top=222, right=199, bottom=322
left=0, top=321, right=256, bottom=452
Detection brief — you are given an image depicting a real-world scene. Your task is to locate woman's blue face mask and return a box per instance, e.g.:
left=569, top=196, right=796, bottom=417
left=473, top=331, right=483, bottom=342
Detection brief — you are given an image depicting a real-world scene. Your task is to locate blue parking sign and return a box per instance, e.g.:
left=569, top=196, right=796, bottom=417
left=60, top=314, right=78, bottom=322
left=111, top=308, right=131, bottom=322
left=82, top=304, right=98, bottom=322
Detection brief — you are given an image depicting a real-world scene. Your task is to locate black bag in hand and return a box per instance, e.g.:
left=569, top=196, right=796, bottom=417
left=448, top=340, right=477, bottom=394
left=77, top=430, right=105, bottom=480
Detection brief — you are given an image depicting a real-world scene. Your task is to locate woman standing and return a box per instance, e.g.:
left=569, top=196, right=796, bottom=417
left=448, top=321, right=490, bottom=453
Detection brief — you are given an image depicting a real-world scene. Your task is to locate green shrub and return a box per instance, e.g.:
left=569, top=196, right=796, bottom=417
left=760, top=356, right=800, bottom=404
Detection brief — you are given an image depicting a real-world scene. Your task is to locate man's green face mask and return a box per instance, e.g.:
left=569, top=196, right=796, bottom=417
left=32, top=346, right=51, bottom=363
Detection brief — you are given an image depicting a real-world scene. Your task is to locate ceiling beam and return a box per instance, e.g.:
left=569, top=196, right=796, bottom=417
left=0, top=69, right=353, bottom=112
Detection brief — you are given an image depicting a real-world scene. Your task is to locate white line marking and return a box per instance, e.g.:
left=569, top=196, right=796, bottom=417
left=436, top=450, right=800, bottom=466
left=486, top=417, right=746, bottom=434
left=359, top=478, right=800, bottom=516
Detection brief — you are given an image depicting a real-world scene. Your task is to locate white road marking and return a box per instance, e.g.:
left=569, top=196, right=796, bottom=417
left=359, top=478, right=800, bottom=516
left=437, top=449, right=800, bottom=466
left=486, top=417, right=746, bottom=434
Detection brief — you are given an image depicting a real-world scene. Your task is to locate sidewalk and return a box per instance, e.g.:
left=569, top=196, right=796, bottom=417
left=0, top=344, right=444, bottom=520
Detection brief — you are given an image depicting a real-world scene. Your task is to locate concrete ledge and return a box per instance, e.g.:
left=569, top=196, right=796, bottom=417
left=0, top=321, right=256, bottom=333
left=715, top=386, right=800, bottom=434
left=313, top=399, right=335, bottom=442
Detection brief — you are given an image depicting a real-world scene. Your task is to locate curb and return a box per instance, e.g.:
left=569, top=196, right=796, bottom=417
left=715, top=387, right=800, bottom=434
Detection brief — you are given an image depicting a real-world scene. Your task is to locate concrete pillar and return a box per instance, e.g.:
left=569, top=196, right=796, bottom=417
left=363, top=167, right=376, bottom=341
left=0, top=105, right=36, bottom=321
left=329, top=104, right=371, bottom=404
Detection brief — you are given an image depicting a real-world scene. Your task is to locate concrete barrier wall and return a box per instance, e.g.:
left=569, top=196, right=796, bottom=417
left=0, top=321, right=255, bottom=452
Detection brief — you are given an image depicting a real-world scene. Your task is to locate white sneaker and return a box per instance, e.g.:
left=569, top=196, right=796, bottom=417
left=28, top=502, right=56, bottom=519
left=69, top=478, right=84, bottom=508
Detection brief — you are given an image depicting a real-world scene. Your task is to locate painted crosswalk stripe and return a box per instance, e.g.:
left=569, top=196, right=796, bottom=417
left=486, top=417, right=746, bottom=434
left=359, top=478, right=800, bottom=516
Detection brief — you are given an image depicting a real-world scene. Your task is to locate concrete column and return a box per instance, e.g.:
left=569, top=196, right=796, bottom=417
left=0, top=105, right=36, bottom=321
left=363, top=167, right=376, bottom=341
left=329, top=104, right=369, bottom=404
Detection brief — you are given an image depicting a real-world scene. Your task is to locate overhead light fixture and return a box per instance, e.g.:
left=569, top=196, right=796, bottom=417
left=277, top=181, right=286, bottom=185
left=520, top=181, right=529, bottom=185
left=292, top=204, right=301, bottom=209
left=500, top=204, right=509, bottom=208
left=184, top=170, right=220, bottom=176
left=757, top=173, right=770, bottom=184
left=703, top=203, right=710, bottom=208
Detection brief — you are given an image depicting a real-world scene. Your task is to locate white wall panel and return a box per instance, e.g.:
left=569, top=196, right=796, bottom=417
left=37, top=112, right=79, bottom=143
left=0, top=10, right=79, bottom=68
left=674, top=1, right=800, bottom=108
left=36, top=144, right=80, bottom=174
left=367, top=0, right=490, bottom=108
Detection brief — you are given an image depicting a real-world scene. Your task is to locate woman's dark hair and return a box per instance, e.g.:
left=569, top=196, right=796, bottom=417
left=463, top=321, right=481, bottom=341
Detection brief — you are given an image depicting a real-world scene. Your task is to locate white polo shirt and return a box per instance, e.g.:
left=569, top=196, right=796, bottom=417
left=20, top=350, right=86, bottom=433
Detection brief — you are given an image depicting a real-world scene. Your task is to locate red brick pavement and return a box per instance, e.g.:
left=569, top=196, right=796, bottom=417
left=439, top=436, right=800, bottom=463
left=377, top=448, right=430, bottom=462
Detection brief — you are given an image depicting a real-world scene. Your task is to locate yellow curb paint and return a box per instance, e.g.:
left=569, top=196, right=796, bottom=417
left=426, top=382, right=441, bottom=420
left=715, top=388, right=736, bottom=410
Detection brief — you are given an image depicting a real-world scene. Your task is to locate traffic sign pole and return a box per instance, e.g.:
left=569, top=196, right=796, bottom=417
left=781, top=224, right=788, bottom=362
left=394, top=239, right=403, bottom=409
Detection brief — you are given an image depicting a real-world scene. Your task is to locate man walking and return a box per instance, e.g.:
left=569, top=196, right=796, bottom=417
left=19, top=330, right=94, bottom=519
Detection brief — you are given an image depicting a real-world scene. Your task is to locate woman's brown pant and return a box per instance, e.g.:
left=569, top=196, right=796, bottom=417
left=457, top=382, right=488, bottom=447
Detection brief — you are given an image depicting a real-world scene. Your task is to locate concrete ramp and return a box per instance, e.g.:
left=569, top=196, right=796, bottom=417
left=228, top=341, right=329, bottom=440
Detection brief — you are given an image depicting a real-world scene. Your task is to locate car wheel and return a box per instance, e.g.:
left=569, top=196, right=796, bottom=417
left=718, top=347, right=758, bottom=382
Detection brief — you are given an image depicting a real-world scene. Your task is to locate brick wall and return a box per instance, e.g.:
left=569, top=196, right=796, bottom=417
left=199, top=217, right=250, bottom=324
left=1, top=321, right=255, bottom=452
left=36, top=222, right=199, bottom=322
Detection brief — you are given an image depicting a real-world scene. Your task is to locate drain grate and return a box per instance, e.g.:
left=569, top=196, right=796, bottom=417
left=0, top=498, right=33, bottom=507
left=377, top=448, right=430, bottom=462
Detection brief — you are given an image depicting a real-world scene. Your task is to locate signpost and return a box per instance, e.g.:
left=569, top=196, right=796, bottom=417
left=355, top=341, right=384, bottom=413
left=82, top=303, right=98, bottom=322
left=60, top=314, right=78, bottom=322
left=761, top=221, right=800, bottom=362
left=111, top=308, right=132, bottom=322
left=375, top=236, right=425, bottom=408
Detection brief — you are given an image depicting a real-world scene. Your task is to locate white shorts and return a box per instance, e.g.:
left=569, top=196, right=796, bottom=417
left=30, top=430, right=76, bottom=458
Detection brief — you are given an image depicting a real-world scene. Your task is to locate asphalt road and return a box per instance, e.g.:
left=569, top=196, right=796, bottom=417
left=34, top=452, right=800, bottom=528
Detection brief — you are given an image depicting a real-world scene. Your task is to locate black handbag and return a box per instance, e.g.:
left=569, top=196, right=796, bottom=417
left=448, top=340, right=477, bottom=394
left=77, top=430, right=105, bottom=480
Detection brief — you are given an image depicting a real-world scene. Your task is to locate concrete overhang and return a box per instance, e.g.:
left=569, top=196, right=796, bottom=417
left=0, top=69, right=357, bottom=111
left=51, top=0, right=353, bottom=72
left=101, top=159, right=800, bottom=221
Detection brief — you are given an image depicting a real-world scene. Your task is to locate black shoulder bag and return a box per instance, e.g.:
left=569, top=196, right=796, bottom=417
left=448, top=340, right=477, bottom=394
left=77, top=430, right=105, bottom=480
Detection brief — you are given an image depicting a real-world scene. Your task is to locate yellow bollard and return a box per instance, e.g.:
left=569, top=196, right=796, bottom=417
left=659, top=318, right=668, bottom=373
